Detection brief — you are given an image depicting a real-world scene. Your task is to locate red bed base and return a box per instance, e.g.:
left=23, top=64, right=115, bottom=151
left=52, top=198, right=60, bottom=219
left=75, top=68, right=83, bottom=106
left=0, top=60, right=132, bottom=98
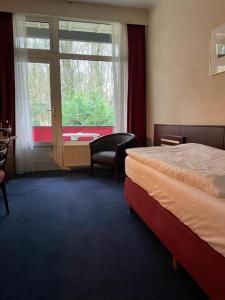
left=125, top=177, right=225, bottom=300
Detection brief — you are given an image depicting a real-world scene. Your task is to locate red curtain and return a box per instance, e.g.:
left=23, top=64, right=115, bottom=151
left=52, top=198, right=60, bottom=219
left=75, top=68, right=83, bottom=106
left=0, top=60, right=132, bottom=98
left=127, top=24, right=146, bottom=147
left=0, top=12, right=15, bottom=133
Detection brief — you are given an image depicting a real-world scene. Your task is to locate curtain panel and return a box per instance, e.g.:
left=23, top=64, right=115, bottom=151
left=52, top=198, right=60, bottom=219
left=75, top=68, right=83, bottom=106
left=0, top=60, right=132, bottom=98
left=111, top=23, right=128, bottom=133
left=127, top=24, right=146, bottom=147
left=0, top=12, right=15, bottom=133
left=13, top=14, right=33, bottom=174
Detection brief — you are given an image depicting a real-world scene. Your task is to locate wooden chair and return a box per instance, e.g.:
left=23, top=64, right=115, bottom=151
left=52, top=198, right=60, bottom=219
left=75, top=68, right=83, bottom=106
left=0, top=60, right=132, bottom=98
left=89, top=133, right=136, bottom=181
left=0, top=121, right=12, bottom=214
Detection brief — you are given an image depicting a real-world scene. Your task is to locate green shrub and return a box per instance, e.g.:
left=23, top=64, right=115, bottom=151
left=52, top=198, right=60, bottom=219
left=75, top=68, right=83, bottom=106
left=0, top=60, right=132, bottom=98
left=62, top=88, right=114, bottom=126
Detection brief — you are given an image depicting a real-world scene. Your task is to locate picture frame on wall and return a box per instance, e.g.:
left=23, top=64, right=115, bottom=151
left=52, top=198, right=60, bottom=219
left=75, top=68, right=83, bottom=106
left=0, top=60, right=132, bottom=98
left=209, top=23, right=225, bottom=75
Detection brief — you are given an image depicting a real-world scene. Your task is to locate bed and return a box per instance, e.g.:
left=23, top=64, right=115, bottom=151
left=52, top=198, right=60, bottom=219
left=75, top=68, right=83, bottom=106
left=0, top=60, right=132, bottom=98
left=124, top=124, right=225, bottom=300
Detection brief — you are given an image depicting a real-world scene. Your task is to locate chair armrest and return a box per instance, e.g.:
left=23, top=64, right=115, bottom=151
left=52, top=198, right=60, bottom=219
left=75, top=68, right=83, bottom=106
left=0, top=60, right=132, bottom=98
left=115, top=137, right=136, bottom=166
left=116, top=137, right=136, bottom=153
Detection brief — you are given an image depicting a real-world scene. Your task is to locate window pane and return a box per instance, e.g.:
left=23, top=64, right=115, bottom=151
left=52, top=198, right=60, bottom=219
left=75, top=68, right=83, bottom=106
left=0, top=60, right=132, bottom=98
left=59, top=21, right=112, bottom=56
left=26, top=20, right=50, bottom=50
left=217, top=42, right=225, bottom=58
left=27, top=62, right=52, bottom=142
left=60, top=59, right=114, bottom=141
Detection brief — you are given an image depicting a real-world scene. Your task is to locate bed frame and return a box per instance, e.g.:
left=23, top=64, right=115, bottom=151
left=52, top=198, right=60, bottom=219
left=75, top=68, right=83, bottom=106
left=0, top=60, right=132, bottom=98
left=154, top=124, right=225, bottom=148
left=124, top=124, right=225, bottom=300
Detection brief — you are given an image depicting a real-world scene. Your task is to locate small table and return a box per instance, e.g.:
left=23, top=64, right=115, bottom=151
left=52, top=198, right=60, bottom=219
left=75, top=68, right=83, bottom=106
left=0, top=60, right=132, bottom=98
left=63, top=132, right=100, bottom=141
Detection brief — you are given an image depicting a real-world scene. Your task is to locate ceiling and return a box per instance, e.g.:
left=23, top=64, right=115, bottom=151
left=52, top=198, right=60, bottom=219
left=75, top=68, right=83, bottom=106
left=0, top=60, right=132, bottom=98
left=67, top=0, right=159, bottom=9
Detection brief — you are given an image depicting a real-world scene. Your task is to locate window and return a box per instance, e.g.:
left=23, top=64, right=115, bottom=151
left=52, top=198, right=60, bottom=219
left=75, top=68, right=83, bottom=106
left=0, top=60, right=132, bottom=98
left=15, top=14, right=127, bottom=172
left=59, top=20, right=114, bottom=141
left=26, top=17, right=115, bottom=143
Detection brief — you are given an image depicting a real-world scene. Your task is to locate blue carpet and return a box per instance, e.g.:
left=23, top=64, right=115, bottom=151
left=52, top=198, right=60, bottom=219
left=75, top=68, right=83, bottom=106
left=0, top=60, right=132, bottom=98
left=0, top=169, right=207, bottom=300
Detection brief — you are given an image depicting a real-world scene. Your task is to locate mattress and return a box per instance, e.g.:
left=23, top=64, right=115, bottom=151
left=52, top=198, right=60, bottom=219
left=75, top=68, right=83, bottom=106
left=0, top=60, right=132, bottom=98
left=126, top=143, right=225, bottom=197
left=125, top=156, right=225, bottom=258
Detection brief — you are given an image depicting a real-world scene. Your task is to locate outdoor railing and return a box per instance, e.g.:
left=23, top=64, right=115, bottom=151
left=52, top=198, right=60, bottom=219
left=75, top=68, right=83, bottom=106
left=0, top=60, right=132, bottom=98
left=33, top=126, right=114, bottom=142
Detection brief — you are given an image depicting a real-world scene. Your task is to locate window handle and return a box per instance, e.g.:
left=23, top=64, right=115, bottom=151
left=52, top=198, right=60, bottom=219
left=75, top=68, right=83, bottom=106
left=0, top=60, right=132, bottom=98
left=46, top=108, right=56, bottom=117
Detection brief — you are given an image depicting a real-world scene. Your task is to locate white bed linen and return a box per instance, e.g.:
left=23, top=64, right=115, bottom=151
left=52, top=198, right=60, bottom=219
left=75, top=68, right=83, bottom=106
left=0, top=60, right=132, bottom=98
left=126, top=143, right=225, bottom=197
left=125, top=156, right=225, bottom=257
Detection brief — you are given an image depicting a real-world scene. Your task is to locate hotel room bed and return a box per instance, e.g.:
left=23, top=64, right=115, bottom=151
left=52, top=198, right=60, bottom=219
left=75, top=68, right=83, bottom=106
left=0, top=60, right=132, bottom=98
left=124, top=141, right=225, bottom=300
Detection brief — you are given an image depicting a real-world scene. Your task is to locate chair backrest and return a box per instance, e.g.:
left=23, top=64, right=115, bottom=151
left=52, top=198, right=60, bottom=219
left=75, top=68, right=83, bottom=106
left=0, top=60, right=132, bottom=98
left=0, top=121, right=12, bottom=170
left=100, top=133, right=135, bottom=150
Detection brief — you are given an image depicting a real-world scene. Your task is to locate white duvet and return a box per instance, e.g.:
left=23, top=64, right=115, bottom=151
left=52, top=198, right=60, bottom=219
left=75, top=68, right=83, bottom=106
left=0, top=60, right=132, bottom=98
left=126, top=143, right=225, bottom=198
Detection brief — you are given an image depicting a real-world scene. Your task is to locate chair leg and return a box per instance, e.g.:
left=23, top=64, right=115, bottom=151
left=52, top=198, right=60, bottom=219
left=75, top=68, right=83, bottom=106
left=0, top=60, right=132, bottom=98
left=90, top=161, right=93, bottom=176
left=172, top=256, right=179, bottom=271
left=128, top=206, right=135, bottom=214
left=2, top=184, right=9, bottom=214
left=115, top=165, right=120, bottom=182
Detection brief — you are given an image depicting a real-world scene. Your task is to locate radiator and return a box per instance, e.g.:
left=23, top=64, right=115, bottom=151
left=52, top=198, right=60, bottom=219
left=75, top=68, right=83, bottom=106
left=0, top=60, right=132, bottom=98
left=63, top=142, right=90, bottom=167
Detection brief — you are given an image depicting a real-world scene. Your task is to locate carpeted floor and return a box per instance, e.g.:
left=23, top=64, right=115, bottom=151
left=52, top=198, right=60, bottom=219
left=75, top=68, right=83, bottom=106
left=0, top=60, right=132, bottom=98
left=0, top=169, right=208, bottom=300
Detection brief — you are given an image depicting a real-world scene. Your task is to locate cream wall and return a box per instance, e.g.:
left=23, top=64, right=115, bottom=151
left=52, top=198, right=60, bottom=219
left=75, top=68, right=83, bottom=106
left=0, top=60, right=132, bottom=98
left=147, top=0, right=225, bottom=143
left=0, top=0, right=147, bottom=25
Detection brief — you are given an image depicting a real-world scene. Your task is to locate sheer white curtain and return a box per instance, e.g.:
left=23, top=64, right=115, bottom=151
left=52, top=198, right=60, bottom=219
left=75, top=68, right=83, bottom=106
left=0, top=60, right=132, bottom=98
left=111, top=23, right=128, bottom=133
left=13, top=14, right=33, bottom=174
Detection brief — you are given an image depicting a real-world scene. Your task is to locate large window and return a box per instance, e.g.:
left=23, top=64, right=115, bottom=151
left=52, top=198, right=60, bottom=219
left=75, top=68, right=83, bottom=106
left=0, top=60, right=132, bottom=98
left=26, top=17, right=115, bottom=143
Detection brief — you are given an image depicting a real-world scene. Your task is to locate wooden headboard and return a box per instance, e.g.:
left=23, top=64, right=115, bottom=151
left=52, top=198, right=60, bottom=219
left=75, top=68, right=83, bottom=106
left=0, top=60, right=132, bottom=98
left=154, top=124, right=225, bottom=149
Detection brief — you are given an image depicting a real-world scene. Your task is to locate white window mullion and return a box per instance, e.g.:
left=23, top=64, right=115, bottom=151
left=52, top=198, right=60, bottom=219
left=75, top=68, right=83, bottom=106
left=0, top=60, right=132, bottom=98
left=59, top=53, right=112, bottom=62
left=51, top=17, right=63, bottom=167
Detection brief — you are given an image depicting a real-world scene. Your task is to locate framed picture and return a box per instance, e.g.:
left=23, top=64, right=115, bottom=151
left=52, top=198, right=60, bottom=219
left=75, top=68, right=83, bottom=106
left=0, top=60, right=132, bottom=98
left=209, top=23, right=225, bottom=75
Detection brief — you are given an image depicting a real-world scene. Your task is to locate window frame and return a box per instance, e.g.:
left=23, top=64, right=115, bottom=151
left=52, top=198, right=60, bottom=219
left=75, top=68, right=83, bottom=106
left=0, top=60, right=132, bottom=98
left=26, top=15, right=113, bottom=62
left=25, top=14, right=115, bottom=157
